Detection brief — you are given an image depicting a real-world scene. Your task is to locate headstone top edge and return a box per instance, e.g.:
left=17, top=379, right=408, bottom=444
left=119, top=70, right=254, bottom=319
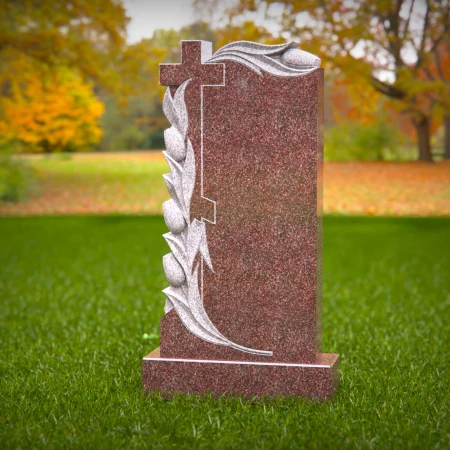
left=159, top=40, right=321, bottom=81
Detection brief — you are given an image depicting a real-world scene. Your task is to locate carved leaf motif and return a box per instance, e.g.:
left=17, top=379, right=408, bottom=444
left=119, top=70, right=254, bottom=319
left=163, top=151, right=188, bottom=220
left=162, top=89, right=180, bottom=132
left=208, top=41, right=320, bottom=77
left=163, top=285, right=229, bottom=346
left=199, top=231, right=213, bottom=272
left=172, top=79, right=191, bottom=138
left=163, top=232, right=188, bottom=275
left=164, top=298, right=174, bottom=313
left=163, top=174, right=181, bottom=209
left=163, top=286, right=189, bottom=307
left=281, top=48, right=321, bottom=69
left=208, top=52, right=312, bottom=77
left=182, top=138, right=195, bottom=221
left=186, top=264, right=229, bottom=343
left=186, top=219, right=213, bottom=271
left=162, top=78, right=190, bottom=138
left=214, top=41, right=296, bottom=56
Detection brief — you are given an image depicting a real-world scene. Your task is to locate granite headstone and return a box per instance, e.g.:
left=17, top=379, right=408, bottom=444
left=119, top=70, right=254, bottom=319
left=143, top=40, right=339, bottom=399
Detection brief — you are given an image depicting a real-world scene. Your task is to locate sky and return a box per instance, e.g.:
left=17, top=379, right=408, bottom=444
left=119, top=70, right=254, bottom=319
left=123, top=0, right=196, bottom=43
left=123, top=0, right=282, bottom=43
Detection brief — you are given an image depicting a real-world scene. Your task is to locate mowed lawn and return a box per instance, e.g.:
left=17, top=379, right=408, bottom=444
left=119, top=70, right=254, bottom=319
left=1, top=152, right=450, bottom=216
left=1, top=215, right=449, bottom=449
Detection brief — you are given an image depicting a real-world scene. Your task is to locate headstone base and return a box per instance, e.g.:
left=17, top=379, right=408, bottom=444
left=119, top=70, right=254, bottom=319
left=143, top=348, right=339, bottom=400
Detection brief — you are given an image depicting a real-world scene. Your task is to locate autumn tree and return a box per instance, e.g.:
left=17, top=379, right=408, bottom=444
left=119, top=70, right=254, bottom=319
left=102, top=22, right=218, bottom=150
left=0, top=0, right=168, bottom=154
left=151, top=21, right=217, bottom=65
left=195, top=0, right=450, bottom=161
left=419, top=39, right=450, bottom=159
left=214, top=20, right=284, bottom=48
left=107, top=20, right=283, bottom=150
left=0, top=0, right=129, bottom=96
left=0, top=59, right=104, bottom=153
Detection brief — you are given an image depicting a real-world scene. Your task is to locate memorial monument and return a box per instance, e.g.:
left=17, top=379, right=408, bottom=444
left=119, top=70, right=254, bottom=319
left=142, top=40, right=339, bottom=399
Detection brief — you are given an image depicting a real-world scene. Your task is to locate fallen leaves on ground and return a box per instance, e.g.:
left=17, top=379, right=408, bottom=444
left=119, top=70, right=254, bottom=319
left=0, top=153, right=449, bottom=216
left=324, top=161, right=450, bottom=216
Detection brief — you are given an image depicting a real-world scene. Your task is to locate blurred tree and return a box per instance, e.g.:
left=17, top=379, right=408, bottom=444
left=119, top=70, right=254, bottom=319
left=0, top=0, right=129, bottom=96
left=100, top=21, right=218, bottom=150
left=418, top=39, right=450, bottom=159
left=0, top=0, right=168, bottom=154
left=325, top=121, right=401, bottom=161
left=152, top=21, right=216, bottom=64
left=0, top=60, right=104, bottom=152
left=195, top=0, right=450, bottom=161
left=99, top=94, right=164, bottom=150
left=214, top=20, right=284, bottom=47
left=328, top=74, right=385, bottom=126
left=0, top=0, right=131, bottom=155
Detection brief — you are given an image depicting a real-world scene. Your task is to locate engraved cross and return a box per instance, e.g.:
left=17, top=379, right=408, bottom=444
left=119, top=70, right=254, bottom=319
left=160, top=41, right=224, bottom=225
left=160, top=40, right=224, bottom=87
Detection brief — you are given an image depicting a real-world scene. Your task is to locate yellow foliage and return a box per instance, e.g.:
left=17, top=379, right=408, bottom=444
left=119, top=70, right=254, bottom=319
left=214, top=21, right=284, bottom=49
left=0, top=0, right=129, bottom=99
left=0, top=64, right=104, bottom=153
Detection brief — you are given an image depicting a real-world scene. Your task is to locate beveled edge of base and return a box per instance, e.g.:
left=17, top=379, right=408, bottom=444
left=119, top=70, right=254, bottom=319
left=143, top=347, right=339, bottom=399
left=143, top=347, right=339, bottom=369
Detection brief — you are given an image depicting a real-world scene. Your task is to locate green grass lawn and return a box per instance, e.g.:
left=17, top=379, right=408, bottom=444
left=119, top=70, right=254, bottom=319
left=1, top=216, right=449, bottom=449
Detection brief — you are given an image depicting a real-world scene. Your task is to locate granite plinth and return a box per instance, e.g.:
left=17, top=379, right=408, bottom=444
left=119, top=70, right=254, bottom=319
left=143, top=348, right=339, bottom=400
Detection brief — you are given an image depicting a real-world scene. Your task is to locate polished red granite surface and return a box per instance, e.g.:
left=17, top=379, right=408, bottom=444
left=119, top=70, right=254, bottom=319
left=144, top=41, right=337, bottom=399
left=143, top=348, right=339, bottom=400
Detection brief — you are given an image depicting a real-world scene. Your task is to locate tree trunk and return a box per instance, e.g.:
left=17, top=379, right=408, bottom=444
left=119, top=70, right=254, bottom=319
left=444, top=115, right=450, bottom=160
left=413, top=116, right=433, bottom=162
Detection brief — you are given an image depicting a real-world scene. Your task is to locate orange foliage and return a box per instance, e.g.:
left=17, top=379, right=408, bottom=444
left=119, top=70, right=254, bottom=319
left=0, top=63, right=104, bottom=152
left=328, top=75, right=384, bottom=125
left=0, top=0, right=129, bottom=98
left=415, top=41, right=450, bottom=120
left=328, top=73, right=441, bottom=142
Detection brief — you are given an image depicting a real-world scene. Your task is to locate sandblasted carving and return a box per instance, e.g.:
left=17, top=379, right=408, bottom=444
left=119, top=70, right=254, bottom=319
left=162, top=199, right=186, bottom=234
left=161, top=78, right=272, bottom=356
left=207, top=41, right=320, bottom=77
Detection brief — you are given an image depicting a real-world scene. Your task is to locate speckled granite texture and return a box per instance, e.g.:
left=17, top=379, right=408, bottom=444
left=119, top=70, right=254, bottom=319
left=144, top=41, right=338, bottom=399
left=143, top=348, right=339, bottom=400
